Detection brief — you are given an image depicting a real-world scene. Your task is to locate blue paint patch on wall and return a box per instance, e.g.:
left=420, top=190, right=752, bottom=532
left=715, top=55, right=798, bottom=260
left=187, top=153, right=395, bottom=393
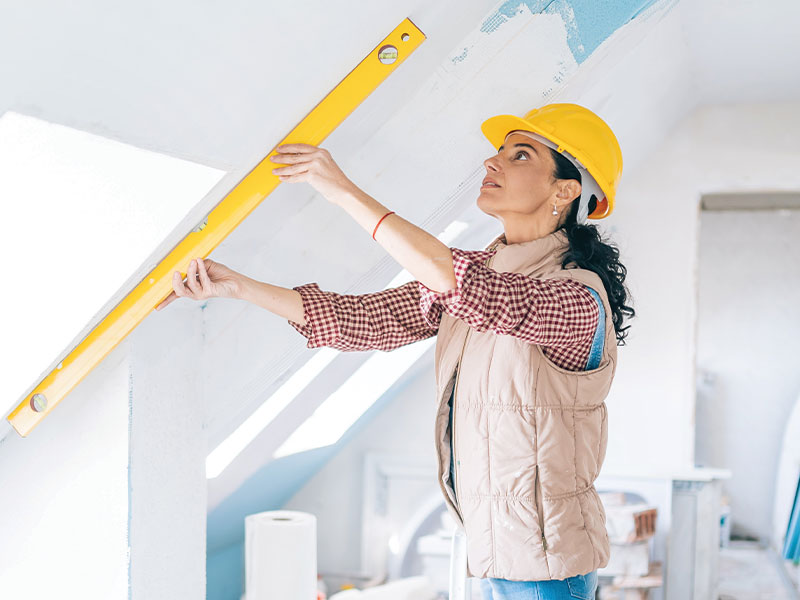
left=547, top=0, right=664, bottom=62
left=452, top=47, right=469, bottom=64
left=480, top=0, right=554, bottom=34
left=478, top=0, right=666, bottom=63
left=207, top=542, right=245, bottom=600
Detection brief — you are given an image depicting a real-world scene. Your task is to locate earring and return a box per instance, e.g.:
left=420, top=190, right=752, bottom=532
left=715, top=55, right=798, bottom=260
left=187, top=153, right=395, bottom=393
left=552, top=203, right=558, bottom=216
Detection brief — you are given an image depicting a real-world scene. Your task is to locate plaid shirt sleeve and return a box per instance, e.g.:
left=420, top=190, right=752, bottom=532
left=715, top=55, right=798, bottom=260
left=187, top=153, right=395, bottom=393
left=287, top=280, right=439, bottom=352
left=418, top=247, right=600, bottom=370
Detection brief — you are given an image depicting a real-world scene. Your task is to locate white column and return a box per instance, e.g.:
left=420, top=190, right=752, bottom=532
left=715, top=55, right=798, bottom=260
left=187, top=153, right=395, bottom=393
left=128, top=305, right=207, bottom=599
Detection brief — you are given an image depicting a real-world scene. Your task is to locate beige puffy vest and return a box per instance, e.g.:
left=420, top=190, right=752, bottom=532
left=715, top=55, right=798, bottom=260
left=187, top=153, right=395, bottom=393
left=433, top=229, right=617, bottom=581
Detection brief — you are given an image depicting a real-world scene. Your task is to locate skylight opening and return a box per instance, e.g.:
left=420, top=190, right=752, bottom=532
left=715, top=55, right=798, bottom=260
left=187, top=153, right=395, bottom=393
left=0, top=111, right=225, bottom=421
left=207, top=220, right=470, bottom=476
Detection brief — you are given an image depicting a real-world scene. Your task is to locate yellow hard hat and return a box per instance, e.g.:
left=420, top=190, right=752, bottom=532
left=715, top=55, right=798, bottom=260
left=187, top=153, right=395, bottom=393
left=481, top=103, right=623, bottom=219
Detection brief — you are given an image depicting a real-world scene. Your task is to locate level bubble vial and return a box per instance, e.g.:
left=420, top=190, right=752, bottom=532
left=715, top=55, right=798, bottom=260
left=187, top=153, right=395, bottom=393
left=378, top=45, right=398, bottom=64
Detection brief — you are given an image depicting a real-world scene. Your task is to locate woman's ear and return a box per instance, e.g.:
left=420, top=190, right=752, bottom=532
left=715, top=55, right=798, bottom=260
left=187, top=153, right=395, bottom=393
left=556, top=179, right=581, bottom=210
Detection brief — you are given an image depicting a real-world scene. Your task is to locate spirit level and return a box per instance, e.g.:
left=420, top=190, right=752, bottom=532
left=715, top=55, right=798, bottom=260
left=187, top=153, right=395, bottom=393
left=8, top=18, right=425, bottom=437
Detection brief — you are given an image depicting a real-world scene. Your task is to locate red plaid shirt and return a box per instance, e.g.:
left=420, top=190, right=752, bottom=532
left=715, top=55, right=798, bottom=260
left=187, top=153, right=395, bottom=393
left=287, top=247, right=600, bottom=371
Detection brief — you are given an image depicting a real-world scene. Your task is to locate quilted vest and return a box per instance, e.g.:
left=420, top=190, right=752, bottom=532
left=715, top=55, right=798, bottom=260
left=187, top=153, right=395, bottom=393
left=432, top=228, right=617, bottom=580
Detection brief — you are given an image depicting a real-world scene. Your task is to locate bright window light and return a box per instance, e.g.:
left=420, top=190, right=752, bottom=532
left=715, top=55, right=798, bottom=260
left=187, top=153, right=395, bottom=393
left=273, top=336, right=436, bottom=458
left=207, top=220, right=469, bottom=475
left=0, top=111, right=225, bottom=421
left=205, top=348, right=338, bottom=478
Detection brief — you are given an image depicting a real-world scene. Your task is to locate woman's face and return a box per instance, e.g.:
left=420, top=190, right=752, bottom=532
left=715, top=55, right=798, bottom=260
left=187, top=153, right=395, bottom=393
left=477, top=131, right=575, bottom=226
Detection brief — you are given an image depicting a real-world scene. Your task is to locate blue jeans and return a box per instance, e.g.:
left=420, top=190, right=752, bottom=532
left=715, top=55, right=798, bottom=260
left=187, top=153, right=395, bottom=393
left=479, top=570, right=598, bottom=600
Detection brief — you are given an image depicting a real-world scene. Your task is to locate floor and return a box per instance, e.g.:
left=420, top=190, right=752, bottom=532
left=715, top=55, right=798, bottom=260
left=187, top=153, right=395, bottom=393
left=444, top=540, right=799, bottom=600
left=717, top=540, right=799, bottom=600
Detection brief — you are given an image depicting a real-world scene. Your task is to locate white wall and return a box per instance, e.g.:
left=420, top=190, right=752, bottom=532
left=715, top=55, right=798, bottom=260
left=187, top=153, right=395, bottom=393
left=605, top=100, right=800, bottom=472
left=129, top=303, right=208, bottom=599
left=696, top=208, right=800, bottom=542
left=0, top=300, right=207, bottom=600
left=0, top=341, right=130, bottom=599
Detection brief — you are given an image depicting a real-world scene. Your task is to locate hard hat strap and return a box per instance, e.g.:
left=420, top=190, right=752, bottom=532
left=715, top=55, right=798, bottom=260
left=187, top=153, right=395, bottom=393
left=506, top=130, right=602, bottom=224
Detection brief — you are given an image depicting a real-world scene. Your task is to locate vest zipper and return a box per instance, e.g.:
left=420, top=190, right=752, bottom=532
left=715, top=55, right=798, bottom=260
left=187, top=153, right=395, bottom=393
left=451, top=250, right=497, bottom=516
left=534, top=464, right=548, bottom=552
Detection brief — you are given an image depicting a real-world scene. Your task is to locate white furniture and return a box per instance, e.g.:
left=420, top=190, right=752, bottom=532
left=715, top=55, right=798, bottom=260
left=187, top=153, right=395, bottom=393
left=596, top=467, right=731, bottom=600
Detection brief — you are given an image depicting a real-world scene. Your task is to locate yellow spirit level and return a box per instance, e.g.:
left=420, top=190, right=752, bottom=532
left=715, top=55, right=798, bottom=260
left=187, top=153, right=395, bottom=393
left=8, top=18, right=425, bottom=437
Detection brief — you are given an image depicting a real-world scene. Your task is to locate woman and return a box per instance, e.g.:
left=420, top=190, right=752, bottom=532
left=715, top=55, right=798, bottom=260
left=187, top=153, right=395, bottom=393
left=156, top=103, right=634, bottom=600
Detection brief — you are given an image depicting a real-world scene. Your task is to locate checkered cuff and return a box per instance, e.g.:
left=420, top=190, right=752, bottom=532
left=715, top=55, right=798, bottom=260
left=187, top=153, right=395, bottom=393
left=417, top=247, right=495, bottom=326
left=287, top=283, right=340, bottom=348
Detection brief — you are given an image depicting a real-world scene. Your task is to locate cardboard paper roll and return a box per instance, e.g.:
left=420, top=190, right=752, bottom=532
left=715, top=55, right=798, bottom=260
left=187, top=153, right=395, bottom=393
left=245, top=510, right=317, bottom=599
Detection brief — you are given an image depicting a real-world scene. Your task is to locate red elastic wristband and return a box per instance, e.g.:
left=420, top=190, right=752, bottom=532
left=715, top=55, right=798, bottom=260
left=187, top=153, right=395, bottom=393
left=372, top=211, right=395, bottom=240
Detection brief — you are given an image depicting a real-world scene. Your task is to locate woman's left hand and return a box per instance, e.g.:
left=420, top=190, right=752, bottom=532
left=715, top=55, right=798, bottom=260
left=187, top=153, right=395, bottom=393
left=270, top=143, right=354, bottom=204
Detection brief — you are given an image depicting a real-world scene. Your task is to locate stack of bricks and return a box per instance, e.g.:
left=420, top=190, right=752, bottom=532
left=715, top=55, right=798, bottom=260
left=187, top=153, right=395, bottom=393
left=597, top=492, right=663, bottom=599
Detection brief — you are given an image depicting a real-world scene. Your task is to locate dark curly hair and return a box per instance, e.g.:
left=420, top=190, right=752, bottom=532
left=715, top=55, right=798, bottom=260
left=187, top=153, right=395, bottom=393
left=548, top=148, right=635, bottom=345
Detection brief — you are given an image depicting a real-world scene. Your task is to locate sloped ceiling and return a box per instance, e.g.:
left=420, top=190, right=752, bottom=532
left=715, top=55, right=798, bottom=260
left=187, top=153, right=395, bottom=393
left=1, top=0, right=505, bottom=171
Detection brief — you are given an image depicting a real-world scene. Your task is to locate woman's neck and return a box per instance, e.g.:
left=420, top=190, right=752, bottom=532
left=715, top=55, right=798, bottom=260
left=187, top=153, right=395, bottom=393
left=502, top=225, right=558, bottom=245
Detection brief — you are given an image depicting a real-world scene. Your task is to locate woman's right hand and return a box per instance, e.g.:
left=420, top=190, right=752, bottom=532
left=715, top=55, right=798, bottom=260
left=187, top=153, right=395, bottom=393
left=155, top=257, right=243, bottom=311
